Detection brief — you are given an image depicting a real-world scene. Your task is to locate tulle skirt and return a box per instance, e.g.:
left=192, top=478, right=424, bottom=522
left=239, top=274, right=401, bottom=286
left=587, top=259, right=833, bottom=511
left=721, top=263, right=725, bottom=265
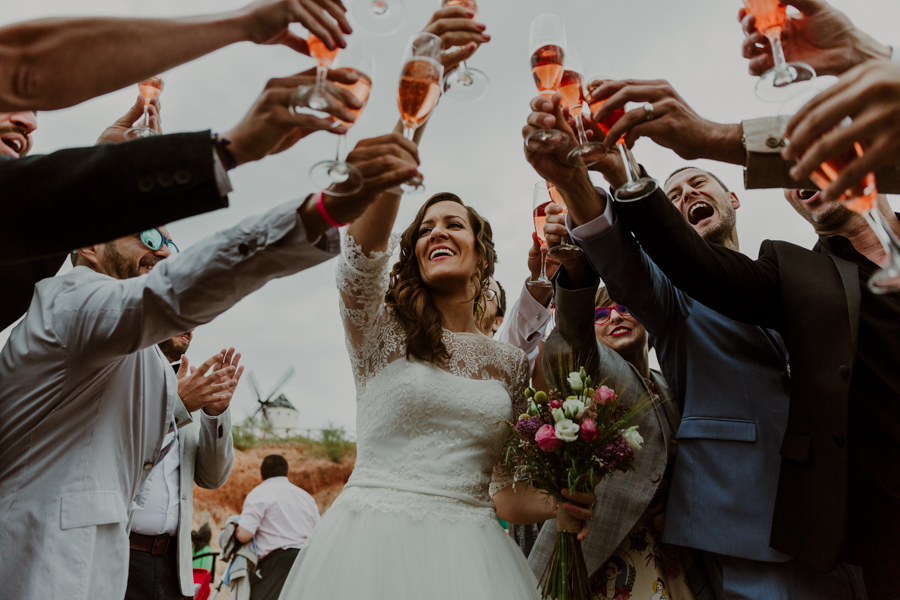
left=278, top=492, right=541, bottom=600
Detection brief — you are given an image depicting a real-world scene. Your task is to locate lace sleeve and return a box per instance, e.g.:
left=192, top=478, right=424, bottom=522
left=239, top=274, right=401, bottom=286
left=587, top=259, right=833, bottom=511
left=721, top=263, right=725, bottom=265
left=489, top=348, right=530, bottom=498
left=336, top=233, right=401, bottom=388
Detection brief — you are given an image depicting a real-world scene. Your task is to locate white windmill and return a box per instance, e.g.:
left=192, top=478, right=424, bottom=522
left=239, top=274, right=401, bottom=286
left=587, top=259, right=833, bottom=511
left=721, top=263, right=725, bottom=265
left=247, top=368, right=299, bottom=438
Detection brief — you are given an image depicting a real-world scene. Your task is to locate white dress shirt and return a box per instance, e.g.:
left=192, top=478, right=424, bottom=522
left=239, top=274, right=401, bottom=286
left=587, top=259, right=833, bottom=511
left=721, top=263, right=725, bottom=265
left=131, top=424, right=181, bottom=536
left=238, top=476, right=320, bottom=558
left=497, top=277, right=552, bottom=374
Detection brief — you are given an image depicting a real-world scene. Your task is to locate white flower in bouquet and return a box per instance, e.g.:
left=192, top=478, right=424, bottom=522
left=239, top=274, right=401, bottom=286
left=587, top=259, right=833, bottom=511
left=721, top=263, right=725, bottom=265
left=562, top=397, right=586, bottom=420
left=554, top=419, right=580, bottom=442
left=567, top=371, right=584, bottom=392
left=551, top=407, right=566, bottom=423
left=623, top=426, right=644, bottom=451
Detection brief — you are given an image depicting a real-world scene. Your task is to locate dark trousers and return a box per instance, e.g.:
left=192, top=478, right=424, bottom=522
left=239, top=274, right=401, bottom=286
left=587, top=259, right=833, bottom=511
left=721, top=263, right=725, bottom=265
left=125, top=548, right=186, bottom=600
left=250, top=548, right=300, bottom=600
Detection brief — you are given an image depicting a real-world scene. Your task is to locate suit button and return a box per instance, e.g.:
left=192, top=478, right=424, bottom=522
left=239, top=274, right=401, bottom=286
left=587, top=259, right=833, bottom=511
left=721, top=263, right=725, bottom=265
left=248, top=239, right=258, bottom=252
left=839, top=365, right=850, bottom=379
left=175, top=169, right=191, bottom=185
left=138, top=176, right=155, bottom=193
left=650, top=472, right=661, bottom=483
left=832, top=434, right=846, bottom=447
left=238, top=243, right=249, bottom=255
left=143, top=461, right=154, bottom=470
left=157, top=172, right=174, bottom=188
left=218, top=425, right=224, bottom=439
left=766, top=136, right=782, bottom=148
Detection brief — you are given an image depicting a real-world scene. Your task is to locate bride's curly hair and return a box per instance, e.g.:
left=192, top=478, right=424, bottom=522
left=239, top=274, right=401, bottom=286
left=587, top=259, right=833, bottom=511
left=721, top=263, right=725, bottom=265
left=385, top=192, right=496, bottom=366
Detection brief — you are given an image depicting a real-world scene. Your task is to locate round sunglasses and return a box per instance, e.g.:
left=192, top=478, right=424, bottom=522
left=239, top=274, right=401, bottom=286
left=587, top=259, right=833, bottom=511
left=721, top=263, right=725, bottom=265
left=139, top=228, right=179, bottom=254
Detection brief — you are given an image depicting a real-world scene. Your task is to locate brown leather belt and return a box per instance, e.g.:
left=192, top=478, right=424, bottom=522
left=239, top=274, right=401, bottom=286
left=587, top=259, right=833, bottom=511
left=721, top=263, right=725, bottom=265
left=130, top=531, right=177, bottom=556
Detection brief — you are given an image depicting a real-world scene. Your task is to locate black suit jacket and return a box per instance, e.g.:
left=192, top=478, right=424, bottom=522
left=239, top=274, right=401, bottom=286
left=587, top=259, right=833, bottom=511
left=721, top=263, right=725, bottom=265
left=1, top=131, right=228, bottom=330
left=612, top=185, right=860, bottom=572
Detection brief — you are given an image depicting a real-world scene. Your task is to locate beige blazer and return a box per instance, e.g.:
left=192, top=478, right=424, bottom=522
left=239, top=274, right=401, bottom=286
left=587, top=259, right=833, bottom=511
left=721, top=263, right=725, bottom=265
left=0, top=199, right=338, bottom=600
left=527, top=271, right=680, bottom=581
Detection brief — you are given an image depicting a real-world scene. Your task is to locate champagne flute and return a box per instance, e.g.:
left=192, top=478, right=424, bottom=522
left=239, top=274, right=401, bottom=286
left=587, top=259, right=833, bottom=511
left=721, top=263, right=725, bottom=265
left=546, top=182, right=583, bottom=260
left=780, top=90, right=900, bottom=293
left=585, top=62, right=658, bottom=202
left=309, top=45, right=375, bottom=195
left=440, top=0, right=490, bottom=103
left=524, top=14, right=570, bottom=154
left=289, top=34, right=341, bottom=114
left=352, top=0, right=406, bottom=36
left=125, top=75, right=164, bottom=140
left=529, top=182, right=554, bottom=290
left=397, top=32, right=443, bottom=195
left=743, top=0, right=815, bottom=102
left=559, top=47, right=603, bottom=167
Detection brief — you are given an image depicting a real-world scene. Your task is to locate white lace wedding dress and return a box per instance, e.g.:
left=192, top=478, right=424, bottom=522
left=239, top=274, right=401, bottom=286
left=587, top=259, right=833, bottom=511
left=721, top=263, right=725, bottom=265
left=278, top=235, right=540, bottom=599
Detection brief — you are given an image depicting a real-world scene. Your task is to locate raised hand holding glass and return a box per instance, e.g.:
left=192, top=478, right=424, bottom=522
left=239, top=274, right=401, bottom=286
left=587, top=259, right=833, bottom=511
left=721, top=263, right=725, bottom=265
left=352, top=0, right=406, bottom=36
left=290, top=34, right=340, bottom=114
left=125, top=75, right=164, bottom=140
left=743, top=0, right=815, bottom=102
left=528, top=182, right=554, bottom=290
left=440, top=0, right=490, bottom=103
left=558, top=47, right=603, bottom=167
left=546, top=182, right=583, bottom=260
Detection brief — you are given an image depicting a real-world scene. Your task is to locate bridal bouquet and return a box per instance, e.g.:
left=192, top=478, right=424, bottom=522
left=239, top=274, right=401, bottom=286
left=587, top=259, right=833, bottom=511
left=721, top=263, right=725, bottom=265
left=503, top=365, right=649, bottom=600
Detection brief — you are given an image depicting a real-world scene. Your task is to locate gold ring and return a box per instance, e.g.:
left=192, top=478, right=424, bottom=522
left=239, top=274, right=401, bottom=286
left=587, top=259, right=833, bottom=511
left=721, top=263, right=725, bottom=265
left=642, top=102, right=655, bottom=121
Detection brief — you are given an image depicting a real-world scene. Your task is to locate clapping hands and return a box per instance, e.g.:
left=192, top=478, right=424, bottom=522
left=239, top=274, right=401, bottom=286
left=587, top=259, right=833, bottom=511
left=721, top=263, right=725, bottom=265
left=176, top=347, right=245, bottom=416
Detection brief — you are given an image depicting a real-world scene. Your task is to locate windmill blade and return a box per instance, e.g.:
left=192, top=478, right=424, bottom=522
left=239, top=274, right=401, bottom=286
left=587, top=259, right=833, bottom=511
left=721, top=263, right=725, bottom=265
left=249, top=404, right=262, bottom=419
left=247, top=370, right=263, bottom=401
left=264, top=367, right=296, bottom=401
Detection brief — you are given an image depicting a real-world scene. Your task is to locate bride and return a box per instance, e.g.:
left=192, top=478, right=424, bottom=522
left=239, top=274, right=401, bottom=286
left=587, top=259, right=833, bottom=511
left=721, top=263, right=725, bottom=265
left=279, top=159, right=594, bottom=600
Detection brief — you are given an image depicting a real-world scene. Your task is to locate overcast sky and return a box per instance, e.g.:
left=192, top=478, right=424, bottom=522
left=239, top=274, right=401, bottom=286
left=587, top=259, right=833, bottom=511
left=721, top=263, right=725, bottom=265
left=3, top=0, right=898, bottom=434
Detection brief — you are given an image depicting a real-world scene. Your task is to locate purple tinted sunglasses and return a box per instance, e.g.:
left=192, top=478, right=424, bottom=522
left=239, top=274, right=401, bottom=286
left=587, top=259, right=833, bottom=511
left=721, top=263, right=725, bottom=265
left=595, top=304, right=630, bottom=324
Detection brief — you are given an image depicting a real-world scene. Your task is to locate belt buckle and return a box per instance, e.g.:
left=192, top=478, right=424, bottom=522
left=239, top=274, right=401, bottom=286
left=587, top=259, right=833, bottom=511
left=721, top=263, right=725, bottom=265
left=151, top=535, right=170, bottom=556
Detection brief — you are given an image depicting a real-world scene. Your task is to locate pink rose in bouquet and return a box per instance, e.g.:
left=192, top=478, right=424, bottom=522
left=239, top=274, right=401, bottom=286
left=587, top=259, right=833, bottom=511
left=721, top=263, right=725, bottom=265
left=594, top=385, right=618, bottom=405
left=535, top=424, right=562, bottom=452
left=580, top=419, right=599, bottom=442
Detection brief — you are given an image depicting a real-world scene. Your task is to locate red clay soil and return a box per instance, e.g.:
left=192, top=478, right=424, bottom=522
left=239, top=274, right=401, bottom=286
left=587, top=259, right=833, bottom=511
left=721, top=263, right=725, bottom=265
left=192, top=443, right=355, bottom=528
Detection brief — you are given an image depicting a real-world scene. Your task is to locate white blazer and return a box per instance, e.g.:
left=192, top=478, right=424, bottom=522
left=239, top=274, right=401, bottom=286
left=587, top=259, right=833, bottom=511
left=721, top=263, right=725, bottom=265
left=0, top=199, right=338, bottom=599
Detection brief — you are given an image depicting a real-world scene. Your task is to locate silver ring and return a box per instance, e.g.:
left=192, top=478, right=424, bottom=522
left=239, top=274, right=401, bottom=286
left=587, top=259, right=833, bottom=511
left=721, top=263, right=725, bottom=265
left=642, top=102, right=655, bottom=121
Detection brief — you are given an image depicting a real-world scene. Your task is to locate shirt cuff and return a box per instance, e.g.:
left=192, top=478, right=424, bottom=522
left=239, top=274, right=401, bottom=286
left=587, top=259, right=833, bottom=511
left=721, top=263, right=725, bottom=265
left=314, top=227, right=342, bottom=255
left=212, top=147, right=233, bottom=196
left=568, top=190, right=617, bottom=242
left=518, top=276, right=553, bottom=317
left=200, top=408, right=224, bottom=420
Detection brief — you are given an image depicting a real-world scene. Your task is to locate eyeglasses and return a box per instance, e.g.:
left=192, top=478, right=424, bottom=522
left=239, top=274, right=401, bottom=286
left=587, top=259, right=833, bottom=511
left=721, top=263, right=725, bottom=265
left=483, top=288, right=498, bottom=302
left=139, top=228, right=179, bottom=253
left=594, top=304, right=630, bottom=324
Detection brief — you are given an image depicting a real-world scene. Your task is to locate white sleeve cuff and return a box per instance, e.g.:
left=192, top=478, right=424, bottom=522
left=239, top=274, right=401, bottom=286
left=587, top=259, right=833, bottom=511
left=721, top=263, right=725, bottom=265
left=200, top=407, right=225, bottom=420
left=568, top=192, right=617, bottom=242
left=212, top=147, right=233, bottom=196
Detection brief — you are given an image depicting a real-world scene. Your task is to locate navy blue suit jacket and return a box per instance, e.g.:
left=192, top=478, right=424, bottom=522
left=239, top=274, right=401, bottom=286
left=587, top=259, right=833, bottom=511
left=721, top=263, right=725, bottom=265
left=575, top=208, right=792, bottom=562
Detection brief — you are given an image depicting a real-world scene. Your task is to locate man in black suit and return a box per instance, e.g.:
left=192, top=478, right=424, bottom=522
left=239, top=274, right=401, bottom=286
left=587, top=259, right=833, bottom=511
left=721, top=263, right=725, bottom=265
left=0, top=68, right=361, bottom=330
left=587, top=159, right=900, bottom=594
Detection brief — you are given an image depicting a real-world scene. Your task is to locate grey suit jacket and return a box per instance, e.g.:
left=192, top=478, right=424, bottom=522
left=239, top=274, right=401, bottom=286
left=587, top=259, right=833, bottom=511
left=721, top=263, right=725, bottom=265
left=175, top=404, right=234, bottom=594
left=528, top=269, right=680, bottom=581
left=0, top=199, right=338, bottom=600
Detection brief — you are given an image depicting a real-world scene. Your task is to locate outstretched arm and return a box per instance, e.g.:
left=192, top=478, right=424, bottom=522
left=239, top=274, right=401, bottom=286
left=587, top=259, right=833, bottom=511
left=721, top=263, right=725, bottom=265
left=0, top=0, right=352, bottom=111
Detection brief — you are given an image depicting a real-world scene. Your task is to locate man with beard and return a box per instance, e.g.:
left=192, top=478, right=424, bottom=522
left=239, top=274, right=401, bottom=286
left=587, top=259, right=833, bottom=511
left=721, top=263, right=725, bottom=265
left=0, top=122, right=422, bottom=598
left=476, top=276, right=506, bottom=337
left=126, top=328, right=240, bottom=600
left=523, top=93, right=864, bottom=599
left=0, top=66, right=362, bottom=331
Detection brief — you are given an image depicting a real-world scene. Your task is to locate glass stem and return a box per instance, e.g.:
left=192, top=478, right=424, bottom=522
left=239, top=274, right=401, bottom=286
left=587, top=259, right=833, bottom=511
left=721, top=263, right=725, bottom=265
left=864, top=208, right=900, bottom=266
left=403, top=126, right=415, bottom=141
left=458, top=59, right=470, bottom=77
left=335, top=134, right=346, bottom=162
left=540, top=250, right=548, bottom=280
left=315, top=64, right=328, bottom=92
left=766, top=30, right=793, bottom=85
left=617, top=141, right=641, bottom=184
left=574, top=114, right=589, bottom=147
left=142, top=101, right=150, bottom=128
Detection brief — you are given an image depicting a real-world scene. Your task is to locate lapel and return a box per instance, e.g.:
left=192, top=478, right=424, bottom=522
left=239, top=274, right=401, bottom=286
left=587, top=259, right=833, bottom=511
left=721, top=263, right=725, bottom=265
left=817, top=240, right=861, bottom=355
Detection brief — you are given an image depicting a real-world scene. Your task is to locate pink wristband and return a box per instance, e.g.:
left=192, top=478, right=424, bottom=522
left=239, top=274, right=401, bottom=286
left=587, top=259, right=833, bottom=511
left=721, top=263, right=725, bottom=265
left=314, top=190, right=347, bottom=228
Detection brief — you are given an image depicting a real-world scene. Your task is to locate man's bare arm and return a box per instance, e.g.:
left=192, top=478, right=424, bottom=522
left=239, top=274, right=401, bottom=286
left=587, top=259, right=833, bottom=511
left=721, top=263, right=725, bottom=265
left=0, top=0, right=352, bottom=111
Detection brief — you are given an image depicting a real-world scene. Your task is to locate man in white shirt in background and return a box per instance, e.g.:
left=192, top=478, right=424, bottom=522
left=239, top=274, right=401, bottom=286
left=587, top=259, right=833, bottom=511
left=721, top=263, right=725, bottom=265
left=126, top=331, right=242, bottom=600
left=476, top=276, right=506, bottom=337
left=236, top=454, right=320, bottom=600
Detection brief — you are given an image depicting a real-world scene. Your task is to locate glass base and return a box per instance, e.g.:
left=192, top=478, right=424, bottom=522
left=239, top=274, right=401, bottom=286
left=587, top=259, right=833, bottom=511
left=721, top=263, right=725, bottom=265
left=352, top=0, right=406, bottom=35
left=525, top=129, right=571, bottom=154
left=547, top=244, right=583, bottom=260
left=869, top=265, right=900, bottom=294
left=311, top=160, right=363, bottom=196
left=567, top=142, right=605, bottom=167
left=614, top=177, right=659, bottom=202
left=755, top=63, right=816, bottom=103
left=526, top=278, right=553, bottom=290
left=124, top=126, right=157, bottom=140
left=443, top=67, right=490, bottom=103
left=290, top=86, right=333, bottom=116
left=401, top=175, right=425, bottom=195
